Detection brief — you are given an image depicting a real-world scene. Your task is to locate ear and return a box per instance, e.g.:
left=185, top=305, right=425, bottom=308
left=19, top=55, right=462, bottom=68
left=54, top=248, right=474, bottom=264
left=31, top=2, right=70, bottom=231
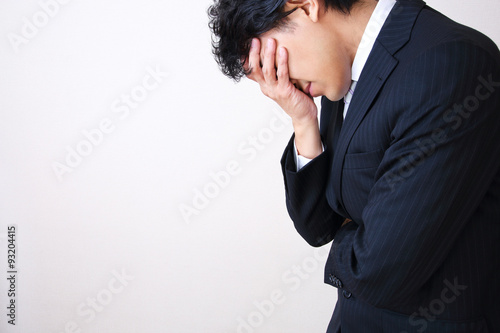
left=284, top=0, right=320, bottom=23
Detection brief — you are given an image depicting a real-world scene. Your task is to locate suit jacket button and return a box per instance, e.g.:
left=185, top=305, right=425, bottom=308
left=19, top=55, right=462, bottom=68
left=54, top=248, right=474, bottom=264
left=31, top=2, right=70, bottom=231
left=343, top=290, right=352, bottom=299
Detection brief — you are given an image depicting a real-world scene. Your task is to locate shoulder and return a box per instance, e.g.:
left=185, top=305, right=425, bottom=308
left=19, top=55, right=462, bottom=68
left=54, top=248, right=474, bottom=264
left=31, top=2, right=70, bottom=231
left=383, top=21, right=500, bottom=138
left=408, top=5, right=500, bottom=61
left=390, top=6, right=500, bottom=103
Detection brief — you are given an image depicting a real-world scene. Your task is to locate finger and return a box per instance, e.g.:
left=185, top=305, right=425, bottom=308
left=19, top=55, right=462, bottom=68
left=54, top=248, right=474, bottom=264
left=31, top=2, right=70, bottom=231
left=246, top=38, right=263, bottom=81
left=276, top=47, right=291, bottom=87
left=241, top=39, right=254, bottom=72
left=241, top=55, right=249, bottom=72
left=242, top=57, right=256, bottom=82
left=262, top=38, right=277, bottom=83
left=341, top=218, right=352, bottom=227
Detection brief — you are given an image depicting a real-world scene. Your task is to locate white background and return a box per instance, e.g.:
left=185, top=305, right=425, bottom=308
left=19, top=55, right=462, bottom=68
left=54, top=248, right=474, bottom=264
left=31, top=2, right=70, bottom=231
left=0, top=0, right=498, bottom=332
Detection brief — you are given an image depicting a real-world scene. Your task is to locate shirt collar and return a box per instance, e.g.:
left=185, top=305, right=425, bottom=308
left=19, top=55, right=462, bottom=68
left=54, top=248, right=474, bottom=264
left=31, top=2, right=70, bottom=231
left=351, top=0, right=397, bottom=81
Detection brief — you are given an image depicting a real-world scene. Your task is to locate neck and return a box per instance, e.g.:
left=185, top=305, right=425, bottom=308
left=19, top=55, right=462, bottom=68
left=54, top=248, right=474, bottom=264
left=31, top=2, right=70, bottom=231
left=329, top=0, right=378, bottom=64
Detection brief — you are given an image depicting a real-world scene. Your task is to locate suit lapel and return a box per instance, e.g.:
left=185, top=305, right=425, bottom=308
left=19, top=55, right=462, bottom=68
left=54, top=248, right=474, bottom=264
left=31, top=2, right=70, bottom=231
left=327, top=0, right=426, bottom=218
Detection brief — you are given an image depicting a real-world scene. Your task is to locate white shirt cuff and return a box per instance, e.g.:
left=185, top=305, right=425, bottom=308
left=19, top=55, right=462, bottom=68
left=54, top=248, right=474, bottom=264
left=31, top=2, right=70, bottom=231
left=293, top=140, right=324, bottom=171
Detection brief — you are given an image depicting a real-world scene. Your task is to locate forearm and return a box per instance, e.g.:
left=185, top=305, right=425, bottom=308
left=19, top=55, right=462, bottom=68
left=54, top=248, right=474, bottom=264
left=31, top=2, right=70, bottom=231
left=282, top=136, right=344, bottom=246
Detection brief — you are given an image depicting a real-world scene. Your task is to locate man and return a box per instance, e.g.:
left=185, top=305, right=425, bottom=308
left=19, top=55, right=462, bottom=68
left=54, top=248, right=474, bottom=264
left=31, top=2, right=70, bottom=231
left=208, top=0, right=500, bottom=331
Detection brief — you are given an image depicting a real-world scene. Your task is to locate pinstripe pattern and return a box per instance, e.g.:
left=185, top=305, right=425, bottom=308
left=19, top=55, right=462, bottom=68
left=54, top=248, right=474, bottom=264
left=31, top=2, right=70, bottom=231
left=280, top=0, right=500, bottom=331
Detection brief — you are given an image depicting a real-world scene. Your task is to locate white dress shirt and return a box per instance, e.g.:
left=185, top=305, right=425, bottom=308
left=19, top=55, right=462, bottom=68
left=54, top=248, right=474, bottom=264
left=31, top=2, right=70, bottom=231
left=294, top=0, right=396, bottom=171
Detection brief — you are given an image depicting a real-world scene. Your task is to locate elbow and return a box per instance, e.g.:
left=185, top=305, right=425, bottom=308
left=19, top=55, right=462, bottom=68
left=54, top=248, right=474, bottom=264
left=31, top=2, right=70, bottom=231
left=294, top=223, right=335, bottom=247
left=289, top=207, right=341, bottom=247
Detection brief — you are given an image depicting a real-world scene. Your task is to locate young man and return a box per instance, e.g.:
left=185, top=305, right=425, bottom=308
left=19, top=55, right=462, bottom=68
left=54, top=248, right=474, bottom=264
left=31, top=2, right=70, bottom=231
left=208, top=0, right=500, bottom=331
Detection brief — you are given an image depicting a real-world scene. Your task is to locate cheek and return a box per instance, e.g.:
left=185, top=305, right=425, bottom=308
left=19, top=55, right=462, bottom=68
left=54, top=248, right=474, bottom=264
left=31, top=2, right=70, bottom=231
left=281, top=47, right=300, bottom=78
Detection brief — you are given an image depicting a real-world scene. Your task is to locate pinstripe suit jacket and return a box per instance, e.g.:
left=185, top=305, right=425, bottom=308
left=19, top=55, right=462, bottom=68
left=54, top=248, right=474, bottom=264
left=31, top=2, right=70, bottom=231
left=280, top=0, right=500, bottom=331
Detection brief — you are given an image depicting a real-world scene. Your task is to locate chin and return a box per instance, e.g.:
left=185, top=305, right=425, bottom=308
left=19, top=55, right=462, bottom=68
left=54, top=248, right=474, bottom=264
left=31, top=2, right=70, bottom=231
left=325, top=82, right=351, bottom=101
left=325, top=91, right=345, bottom=102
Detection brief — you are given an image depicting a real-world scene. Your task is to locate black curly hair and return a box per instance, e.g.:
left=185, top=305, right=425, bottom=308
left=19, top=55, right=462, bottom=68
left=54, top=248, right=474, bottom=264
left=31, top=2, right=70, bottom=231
left=207, top=0, right=361, bottom=81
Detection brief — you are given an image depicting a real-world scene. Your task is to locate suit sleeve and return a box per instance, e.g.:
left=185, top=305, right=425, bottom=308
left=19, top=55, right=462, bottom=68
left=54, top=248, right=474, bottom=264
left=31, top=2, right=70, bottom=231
left=330, top=39, right=500, bottom=307
left=280, top=99, right=345, bottom=247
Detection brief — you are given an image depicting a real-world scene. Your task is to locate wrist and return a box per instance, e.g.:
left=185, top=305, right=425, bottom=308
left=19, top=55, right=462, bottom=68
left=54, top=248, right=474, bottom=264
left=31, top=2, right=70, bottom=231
left=291, top=109, right=317, bottom=129
left=293, top=119, right=322, bottom=159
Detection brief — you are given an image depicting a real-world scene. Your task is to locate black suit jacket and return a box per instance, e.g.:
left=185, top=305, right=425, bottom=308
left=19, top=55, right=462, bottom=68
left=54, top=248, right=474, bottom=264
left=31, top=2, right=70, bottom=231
left=280, top=0, right=500, bottom=331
